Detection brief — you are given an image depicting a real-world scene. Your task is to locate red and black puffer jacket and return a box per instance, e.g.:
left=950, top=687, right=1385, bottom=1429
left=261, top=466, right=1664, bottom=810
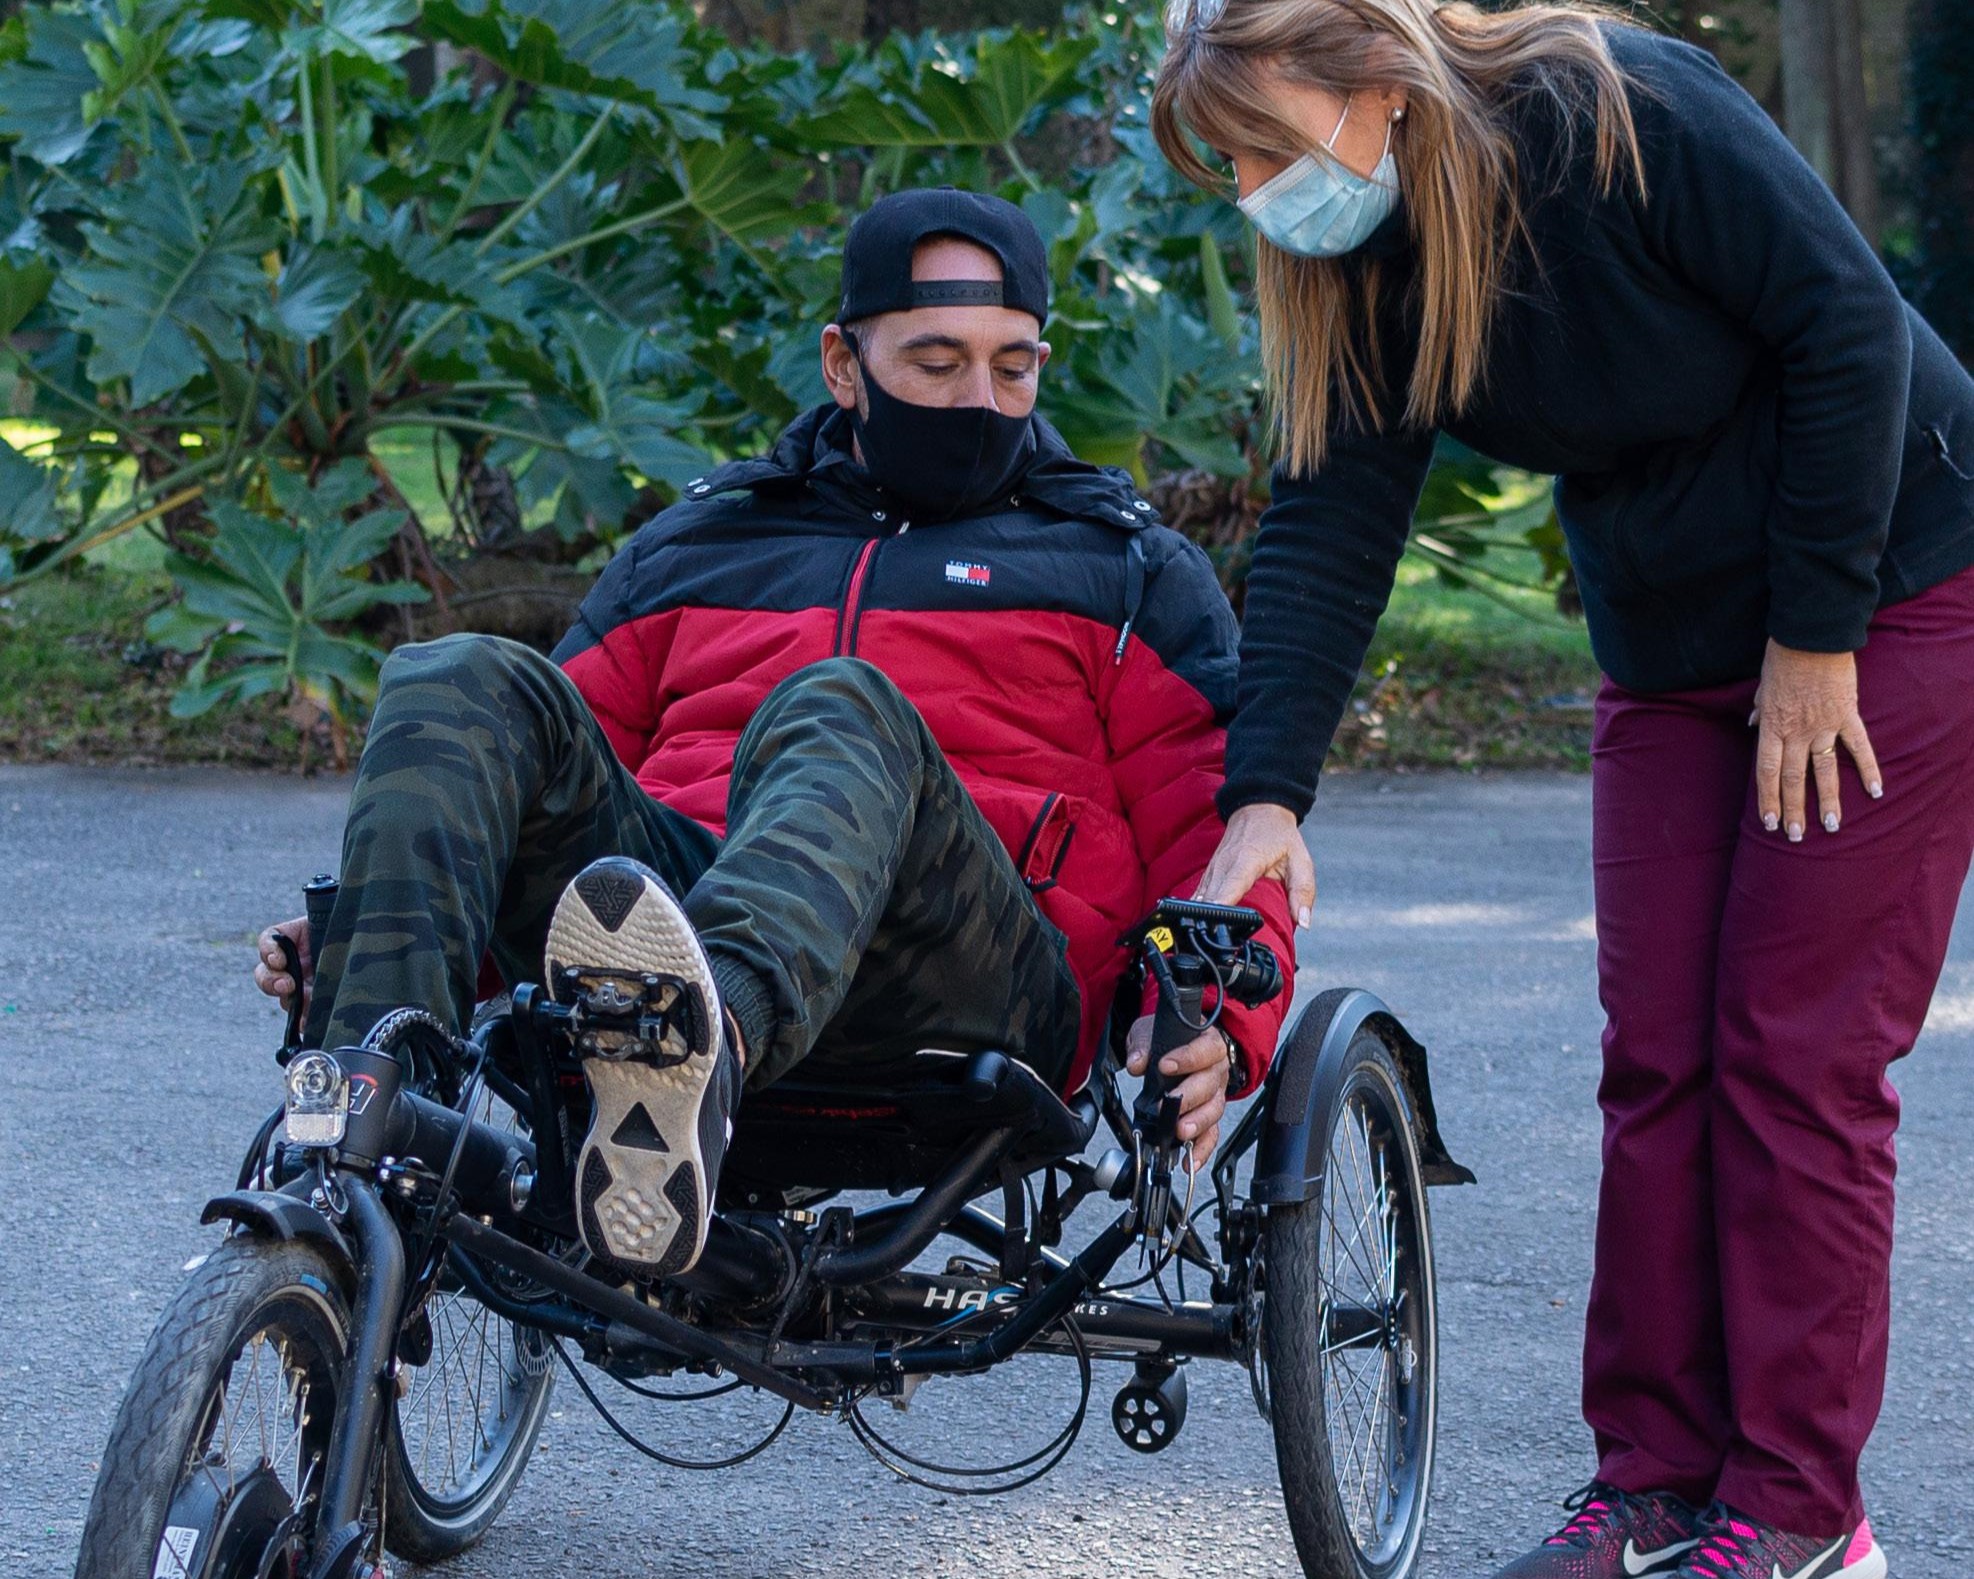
left=552, top=405, right=1294, bottom=1092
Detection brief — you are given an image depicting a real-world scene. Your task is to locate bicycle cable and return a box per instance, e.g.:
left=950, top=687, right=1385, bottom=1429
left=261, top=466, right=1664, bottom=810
left=1098, top=1150, right=1206, bottom=1308
left=609, top=1371, right=746, bottom=1403
left=549, top=1340, right=794, bottom=1470
left=842, top=1316, right=1092, bottom=1496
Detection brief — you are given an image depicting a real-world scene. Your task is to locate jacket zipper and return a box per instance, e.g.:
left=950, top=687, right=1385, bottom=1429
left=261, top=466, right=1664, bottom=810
left=1013, top=792, right=1061, bottom=873
left=834, top=537, right=880, bottom=656
left=835, top=514, right=912, bottom=656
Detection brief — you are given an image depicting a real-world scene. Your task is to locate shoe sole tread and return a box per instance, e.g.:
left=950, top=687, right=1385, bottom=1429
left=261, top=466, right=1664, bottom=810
left=548, top=861, right=721, bottom=1278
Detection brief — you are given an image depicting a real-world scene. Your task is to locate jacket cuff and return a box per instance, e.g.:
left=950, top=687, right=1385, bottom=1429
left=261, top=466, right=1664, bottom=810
left=1764, top=534, right=1881, bottom=656
left=1214, top=777, right=1317, bottom=824
left=1216, top=1002, right=1268, bottom=1097
left=1764, top=604, right=1873, bottom=655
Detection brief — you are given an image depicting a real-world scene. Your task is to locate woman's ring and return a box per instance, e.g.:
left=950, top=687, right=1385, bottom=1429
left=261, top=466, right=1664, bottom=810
left=1814, top=746, right=1838, bottom=759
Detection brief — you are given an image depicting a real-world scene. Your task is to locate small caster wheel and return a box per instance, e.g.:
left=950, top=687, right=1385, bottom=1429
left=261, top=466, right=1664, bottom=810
left=1111, top=1360, right=1188, bottom=1453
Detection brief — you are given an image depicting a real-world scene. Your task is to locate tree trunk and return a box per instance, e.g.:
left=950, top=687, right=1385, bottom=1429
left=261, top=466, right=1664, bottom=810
left=1826, top=0, right=1881, bottom=246
left=1777, top=0, right=1883, bottom=246
left=1778, top=0, right=1836, bottom=178
left=1908, top=0, right=1974, bottom=358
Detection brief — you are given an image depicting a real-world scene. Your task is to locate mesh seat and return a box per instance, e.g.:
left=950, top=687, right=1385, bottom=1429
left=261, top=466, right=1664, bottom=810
left=721, top=1047, right=1097, bottom=1201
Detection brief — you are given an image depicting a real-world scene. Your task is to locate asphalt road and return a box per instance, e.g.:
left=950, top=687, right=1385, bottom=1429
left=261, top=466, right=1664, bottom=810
left=1, top=765, right=1969, bottom=1579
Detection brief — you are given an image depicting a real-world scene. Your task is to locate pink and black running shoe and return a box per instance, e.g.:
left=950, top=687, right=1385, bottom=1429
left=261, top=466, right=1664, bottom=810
left=1673, top=1504, right=1885, bottom=1579
left=1490, top=1481, right=1704, bottom=1578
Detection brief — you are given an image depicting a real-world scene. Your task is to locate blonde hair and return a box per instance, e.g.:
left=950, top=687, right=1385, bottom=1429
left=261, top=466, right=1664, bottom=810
left=1152, top=0, right=1646, bottom=472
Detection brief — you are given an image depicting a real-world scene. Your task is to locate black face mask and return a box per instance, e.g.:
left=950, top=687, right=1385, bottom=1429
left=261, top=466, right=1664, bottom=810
left=846, top=344, right=1035, bottom=522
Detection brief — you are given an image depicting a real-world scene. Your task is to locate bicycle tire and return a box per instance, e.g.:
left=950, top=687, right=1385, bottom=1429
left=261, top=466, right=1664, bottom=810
left=1263, top=1025, right=1439, bottom=1579
left=74, top=1236, right=351, bottom=1579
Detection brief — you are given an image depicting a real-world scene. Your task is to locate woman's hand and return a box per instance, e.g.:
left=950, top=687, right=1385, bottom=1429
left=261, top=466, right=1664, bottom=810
left=1751, top=639, right=1883, bottom=840
left=1125, top=1015, right=1233, bottom=1170
left=1194, top=802, right=1316, bottom=928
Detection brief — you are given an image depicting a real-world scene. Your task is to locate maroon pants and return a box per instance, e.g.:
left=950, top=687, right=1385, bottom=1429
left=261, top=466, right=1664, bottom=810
left=1584, top=563, right=1974, bottom=1535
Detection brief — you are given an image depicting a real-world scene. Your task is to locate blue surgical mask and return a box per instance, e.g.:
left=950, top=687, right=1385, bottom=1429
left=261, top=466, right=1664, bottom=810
left=1238, top=98, right=1400, bottom=259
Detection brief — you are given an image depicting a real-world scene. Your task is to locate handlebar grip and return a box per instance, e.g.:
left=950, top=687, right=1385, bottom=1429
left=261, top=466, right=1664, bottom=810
left=277, top=874, right=338, bottom=1058
left=303, top=873, right=339, bottom=953
left=1134, top=962, right=1204, bottom=1143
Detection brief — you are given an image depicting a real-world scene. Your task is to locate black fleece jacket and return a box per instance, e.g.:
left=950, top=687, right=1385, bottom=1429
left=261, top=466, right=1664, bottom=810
left=1222, top=25, right=1974, bottom=820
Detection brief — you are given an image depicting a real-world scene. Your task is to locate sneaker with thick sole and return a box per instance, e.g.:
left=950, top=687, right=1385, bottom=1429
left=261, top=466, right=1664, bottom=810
left=1489, top=1481, right=1704, bottom=1578
left=1675, top=1505, right=1885, bottom=1579
left=545, top=856, right=739, bottom=1279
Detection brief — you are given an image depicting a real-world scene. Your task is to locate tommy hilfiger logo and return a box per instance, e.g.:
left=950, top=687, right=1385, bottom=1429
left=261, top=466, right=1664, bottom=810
left=944, top=560, right=992, bottom=587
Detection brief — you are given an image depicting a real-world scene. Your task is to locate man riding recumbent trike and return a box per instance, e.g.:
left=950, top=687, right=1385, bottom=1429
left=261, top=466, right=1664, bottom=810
left=78, top=872, right=1465, bottom=1579
left=73, top=188, right=1468, bottom=1579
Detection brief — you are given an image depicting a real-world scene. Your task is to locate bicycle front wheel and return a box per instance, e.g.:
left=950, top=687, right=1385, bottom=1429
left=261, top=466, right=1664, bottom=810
left=1262, top=1025, right=1439, bottom=1579
left=74, top=1236, right=350, bottom=1579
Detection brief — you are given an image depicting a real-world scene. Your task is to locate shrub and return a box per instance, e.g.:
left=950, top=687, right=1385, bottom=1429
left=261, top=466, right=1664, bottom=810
left=0, top=0, right=1570, bottom=727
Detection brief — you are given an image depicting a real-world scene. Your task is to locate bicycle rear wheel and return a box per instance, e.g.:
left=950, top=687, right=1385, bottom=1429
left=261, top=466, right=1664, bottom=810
left=1262, top=1026, right=1438, bottom=1579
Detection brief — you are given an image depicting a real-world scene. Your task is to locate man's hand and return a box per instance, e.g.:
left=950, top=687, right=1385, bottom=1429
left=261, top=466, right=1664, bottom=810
left=1194, top=802, right=1316, bottom=929
left=254, top=917, right=312, bottom=1012
left=1751, top=640, right=1883, bottom=841
left=1126, top=1014, right=1233, bottom=1170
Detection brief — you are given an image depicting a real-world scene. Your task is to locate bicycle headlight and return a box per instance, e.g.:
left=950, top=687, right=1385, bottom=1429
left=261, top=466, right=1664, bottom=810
left=284, top=1050, right=349, bottom=1148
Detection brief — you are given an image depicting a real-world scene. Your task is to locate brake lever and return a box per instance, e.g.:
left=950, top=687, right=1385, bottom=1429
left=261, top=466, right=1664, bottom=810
left=274, top=933, right=307, bottom=1063
left=274, top=874, right=338, bottom=1065
left=1133, top=945, right=1204, bottom=1251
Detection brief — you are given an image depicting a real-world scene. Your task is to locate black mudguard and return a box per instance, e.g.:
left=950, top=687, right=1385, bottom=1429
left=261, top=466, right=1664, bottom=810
left=1251, top=987, right=1475, bottom=1205
left=201, top=1188, right=354, bottom=1268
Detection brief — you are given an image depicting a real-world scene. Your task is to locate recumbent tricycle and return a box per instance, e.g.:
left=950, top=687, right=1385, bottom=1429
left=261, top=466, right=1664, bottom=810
left=75, top=887, right=1469, bottom=1579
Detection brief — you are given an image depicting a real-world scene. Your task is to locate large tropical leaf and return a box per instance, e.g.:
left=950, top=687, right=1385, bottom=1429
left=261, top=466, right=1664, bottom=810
left=1045, top=296, right=1250, bottom=481
left=56, top=159, right=276, bottom=405
left=486, top=390, right=638, bottom=539
left=148, top=470, right=425, bottom=718
left=269, top=242, right=365, bottom=339
left=0, top=6, right=101, bottom=165
left=352, top=206, right=535, bottom=328
left=673, top=138, right=821, bottom=249
left=289, top=0, right=418, bottom=63
left=0, top=256, right=55, bottom=337
left=424, top=0, right=721, bottom=124
left=202, top=0, right=414, bottom=61
left=802, top=32, right=1098, bottom=149
left=552, top=314, right=706, bottom=486
left=0, top=435, right=62, bottom=545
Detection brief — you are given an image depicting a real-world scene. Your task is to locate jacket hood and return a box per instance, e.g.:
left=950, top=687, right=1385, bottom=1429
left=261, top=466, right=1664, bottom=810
left=682, top=403, right=1161, bottom=534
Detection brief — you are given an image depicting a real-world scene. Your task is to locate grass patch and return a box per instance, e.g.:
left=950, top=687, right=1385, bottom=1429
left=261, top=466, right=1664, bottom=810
left=1326, top=560, right=1600, bottom=772
left=0, top=567, right=307, bottom=769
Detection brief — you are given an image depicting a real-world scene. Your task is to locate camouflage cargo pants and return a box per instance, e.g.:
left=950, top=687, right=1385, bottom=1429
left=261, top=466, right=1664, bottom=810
left=305, top=635, right=1082, bottom=1089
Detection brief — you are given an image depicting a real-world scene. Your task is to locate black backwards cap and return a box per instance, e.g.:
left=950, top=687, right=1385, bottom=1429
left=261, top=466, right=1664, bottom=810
left=837, top=188, right=1050, bottom=328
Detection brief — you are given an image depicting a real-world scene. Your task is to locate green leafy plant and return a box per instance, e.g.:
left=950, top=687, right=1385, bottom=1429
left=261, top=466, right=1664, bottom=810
left=0, top=0, right=1576, bottom=735
left=145, top=460, right=429, bottom=758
